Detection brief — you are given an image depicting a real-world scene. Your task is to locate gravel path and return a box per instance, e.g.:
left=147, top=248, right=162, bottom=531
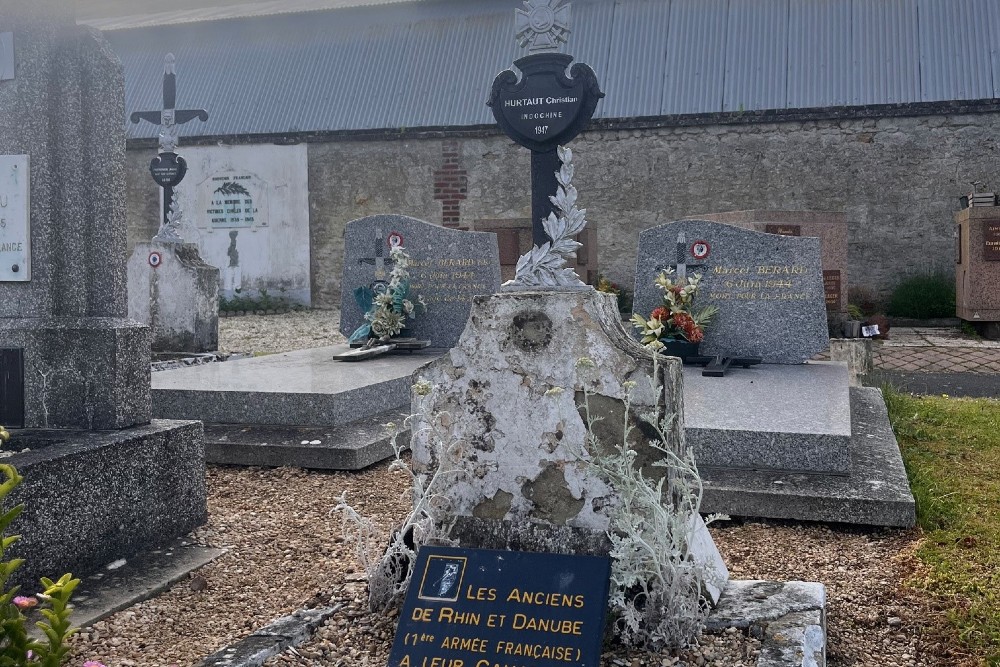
left=63, top=312, right=966, bottom=667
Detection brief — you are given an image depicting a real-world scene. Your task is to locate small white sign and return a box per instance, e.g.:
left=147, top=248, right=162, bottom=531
left=0, top=154, right=30, bottom=281
left=862, top=324, right=880, bottom=337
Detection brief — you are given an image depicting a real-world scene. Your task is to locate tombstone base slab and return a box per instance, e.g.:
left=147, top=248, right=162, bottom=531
left=152, top=345, right=441, bottom=427
left=684, top=362, right=852, bottom=474
left=4, top=419, right=206, bottom=590
left=203, top=407, right=411, bottom=470
left=699, top=387, right=915, bottom=527
left=0, top=317, right=151, bottom=429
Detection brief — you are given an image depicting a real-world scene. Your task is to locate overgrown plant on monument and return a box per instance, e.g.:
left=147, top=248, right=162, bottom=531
left=337, top=353, right=722, bottom=651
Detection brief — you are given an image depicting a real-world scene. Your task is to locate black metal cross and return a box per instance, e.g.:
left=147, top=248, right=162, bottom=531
left=130, top=54, right=208, bottom=230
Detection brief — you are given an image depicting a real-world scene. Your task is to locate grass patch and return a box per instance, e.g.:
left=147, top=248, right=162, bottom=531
left=884, top=386, right=1000, bottom=664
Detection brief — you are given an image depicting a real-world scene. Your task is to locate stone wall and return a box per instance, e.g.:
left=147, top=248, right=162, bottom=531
left=125, top=109, right=1000, bottom=309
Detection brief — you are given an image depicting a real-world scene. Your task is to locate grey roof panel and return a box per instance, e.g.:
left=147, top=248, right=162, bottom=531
left=661, top=0, right=729, bottom=115
left=111, top=0, right=999, bottom=140
left=787, top=0, right=852, bottom=109
left=723, top=0, right=788, bottom=112
left=918, top=0, right=995, bottom=102
left=601, top=0, right=672, bottom=119
left=851, top=0, right=921, bottom=106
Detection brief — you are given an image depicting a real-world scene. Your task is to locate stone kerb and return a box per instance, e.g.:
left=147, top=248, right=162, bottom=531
left=340, top=214, right=501, bottom=349
left=634, top=220, right=830, bottom=364
left=411, top=288, right=688, bottom=552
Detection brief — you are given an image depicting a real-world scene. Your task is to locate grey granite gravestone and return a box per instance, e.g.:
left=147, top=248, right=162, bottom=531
left=340, top=215, right=501, bottom=348
left=633, top=220, right=829, bottom=364
left=0, top=0, right=205, bottom=589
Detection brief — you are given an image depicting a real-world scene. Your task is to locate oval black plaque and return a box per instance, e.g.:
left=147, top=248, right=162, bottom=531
left=149, top=152, right=188, bottom=187
left=488, top=52, right=603, bottom=152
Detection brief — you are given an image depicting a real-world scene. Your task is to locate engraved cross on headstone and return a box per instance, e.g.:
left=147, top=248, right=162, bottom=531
left=657, top=231, right=706, bottom=282
left=129, top=54, right=208, bottom=237
left=357, top=227, right=395, bottom=283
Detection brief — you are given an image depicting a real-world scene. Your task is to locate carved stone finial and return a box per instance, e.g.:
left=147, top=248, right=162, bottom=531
left=515, top=0, right=571, bottom=54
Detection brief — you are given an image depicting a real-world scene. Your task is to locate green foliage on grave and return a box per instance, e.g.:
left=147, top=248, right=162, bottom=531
left=885, top=388, right=1000, bottom=664
left=0, top=464, right=82, bottom=667
left=886, top=273, right=956, bottom=319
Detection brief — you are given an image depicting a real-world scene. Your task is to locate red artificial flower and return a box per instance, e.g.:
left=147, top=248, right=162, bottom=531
left=651, top=306, right=670, bottom=322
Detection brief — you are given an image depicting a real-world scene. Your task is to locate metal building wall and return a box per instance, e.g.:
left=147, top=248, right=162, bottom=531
left=111, top=0, right=1000, bottom=140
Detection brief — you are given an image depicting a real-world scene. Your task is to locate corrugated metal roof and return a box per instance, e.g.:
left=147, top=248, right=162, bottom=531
left=110, top=0, right=1000, bottom=140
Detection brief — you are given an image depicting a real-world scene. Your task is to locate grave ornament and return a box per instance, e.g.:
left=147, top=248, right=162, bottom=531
left=130, top=54, right=208, bottom=243
left=488, top=0, right=603, bottom=283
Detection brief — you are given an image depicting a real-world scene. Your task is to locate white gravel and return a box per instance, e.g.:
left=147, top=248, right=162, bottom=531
left=62, top=312, right=961, bottom=667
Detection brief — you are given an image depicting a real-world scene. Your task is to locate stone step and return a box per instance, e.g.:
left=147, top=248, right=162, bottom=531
left=151, top=344, right=441, bottom=427
left=204, top=407, right=411, bottom=470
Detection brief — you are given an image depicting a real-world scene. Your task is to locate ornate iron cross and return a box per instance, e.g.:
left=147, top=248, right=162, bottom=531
left=130, top=53, right=208, bottom=154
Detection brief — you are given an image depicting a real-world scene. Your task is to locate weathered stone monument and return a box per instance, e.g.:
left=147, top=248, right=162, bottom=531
left=340, top=214, right=501, bottom=349
left=0, top=1, right=206, bottom=587
left=127, top=53, right=219, bottom=353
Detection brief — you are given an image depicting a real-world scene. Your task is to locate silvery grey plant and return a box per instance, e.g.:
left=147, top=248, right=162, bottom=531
left=573, top=354, right=726, bottom=651
left=334, top=379, right=460, bottom=612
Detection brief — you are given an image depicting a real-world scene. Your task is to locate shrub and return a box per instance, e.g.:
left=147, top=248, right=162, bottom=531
left=847, top=285, right=881, bottom=317
left=0, top=463, right=82, bottom=667
left=886, top=274, right=955, bottom=319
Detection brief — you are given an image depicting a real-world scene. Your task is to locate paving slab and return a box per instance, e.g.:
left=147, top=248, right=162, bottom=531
left=684, top=362, right=852, bottom=474
left=699, top=387, right=916, bottom=527
left=152, top=345, right=442, bottom=426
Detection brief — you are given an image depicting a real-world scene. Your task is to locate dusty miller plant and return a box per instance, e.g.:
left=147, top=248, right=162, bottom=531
left=334, top=379, right=462, bottom=612
left=572, top=354, right=726, bottom=651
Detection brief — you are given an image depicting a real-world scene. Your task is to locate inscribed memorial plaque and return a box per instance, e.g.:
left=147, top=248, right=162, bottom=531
left=389, top=546, right=610, bottom=667
left=823, top=270, right=841, bottom=309
left=341, top=215, right=500, bottom=348
left=0, top=155, right=30, bottom=281
left=764, top=224, right=801, bottom=237
left=984, top=222, right=1000, bottom=261
left=634, top=220, right=829, bottom=364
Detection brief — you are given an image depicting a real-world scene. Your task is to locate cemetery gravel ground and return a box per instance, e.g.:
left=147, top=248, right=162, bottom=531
left=66, top=312, right=973, bottom=667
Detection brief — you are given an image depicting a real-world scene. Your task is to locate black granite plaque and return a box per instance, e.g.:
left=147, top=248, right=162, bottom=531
left=149, top=152, right=187, bottom=187
left=389, top=546, right=610, bottom=667
left=984, top=222, right=1000, bottom=261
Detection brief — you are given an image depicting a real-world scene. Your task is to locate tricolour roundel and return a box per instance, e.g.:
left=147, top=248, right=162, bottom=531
left=690, top=240, right=710, bottom=260
left=148, top=251, right=163, bottom=268
left=387, top=232, right=404, bottom=248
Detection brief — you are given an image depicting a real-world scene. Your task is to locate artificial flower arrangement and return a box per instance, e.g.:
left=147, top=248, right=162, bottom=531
left=349, top=245, right=426, bottom=348
left=631, top=269, right=718, bottom=350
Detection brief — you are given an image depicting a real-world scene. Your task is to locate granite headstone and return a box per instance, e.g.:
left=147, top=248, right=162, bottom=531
left=340, top=215, right=500, bottom=349
left=633, top=220, right=829, bottom=364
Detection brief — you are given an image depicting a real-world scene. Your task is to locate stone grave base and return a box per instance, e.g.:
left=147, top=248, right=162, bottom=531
left=0, top=317, right=151, bottom=429
left=684, top=362, right=852, bottom=474
left=699, top=387, right=915, bottom=527
left=5, top=420, right=207, bottom=590
left=152, top=345, right=442, bottom=469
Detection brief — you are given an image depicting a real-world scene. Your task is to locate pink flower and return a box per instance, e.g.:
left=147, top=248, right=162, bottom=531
left=12, top=595, right=37, bottom=610
left=83, top=662, right=107, bottom=667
